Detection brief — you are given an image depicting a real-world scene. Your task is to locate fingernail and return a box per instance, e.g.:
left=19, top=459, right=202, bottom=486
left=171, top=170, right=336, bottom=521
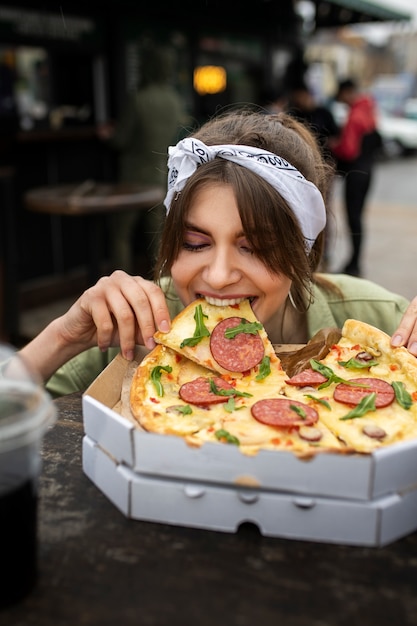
left=146, top=337, right=156, bottom=350
left=391, top=334, right=403, bottom=347
left=159, top=320, right=170, bottom=332
left=124, top=349, right=134, bottom=361
left=409, top=342, right=417, bottom=356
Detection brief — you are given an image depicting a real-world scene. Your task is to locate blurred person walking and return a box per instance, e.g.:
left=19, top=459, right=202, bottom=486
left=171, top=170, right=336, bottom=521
left=330, top=79, right=381, bottom=277
left=98, top=44, right=187, bottom=275
left=287, top=82, right=339, bottom=161
left=260, top=86, right=288, bottom=115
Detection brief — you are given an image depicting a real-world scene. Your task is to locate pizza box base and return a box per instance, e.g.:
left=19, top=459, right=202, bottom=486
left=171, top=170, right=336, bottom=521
left=82, top=435, right=417, bottom=547
left=82, top=349, right=417, bottom=503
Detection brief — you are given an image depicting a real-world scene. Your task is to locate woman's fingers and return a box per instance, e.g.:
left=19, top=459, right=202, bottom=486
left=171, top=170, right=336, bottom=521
left=77, top=271, right=171, bottom=358
left=127, top=276, right=171, bottom=347
left=391, top=297, right=417, bottom=356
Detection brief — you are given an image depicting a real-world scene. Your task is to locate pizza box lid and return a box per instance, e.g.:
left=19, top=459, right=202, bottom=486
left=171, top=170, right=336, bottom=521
left=82, top=347, right=417, bottom=502
left=82, top=434, right=417, bottom=547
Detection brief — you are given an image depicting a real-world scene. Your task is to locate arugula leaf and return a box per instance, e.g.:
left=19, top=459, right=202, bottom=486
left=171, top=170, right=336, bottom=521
left=224, top=319, right=263, bottom=339
left=392, top=381, right=413, bottom=410
left=180, top=305, right=210, bottom=348
left=169, top=404, right=193, bottom=415
left=290, top=404, right=307, bottom=420
left=310, top=359, right=369, bottom=390
left=209, top=379, right=252, bottom=398
left=256, top=356, right=271, bottom=381
left=223, top=397, right=245, bottom=413
left=215, top=429, right=240, bottom=445
left=339, top=393, right=376, bottom=420
left=338, top=357, right=379, bottom=369
left=304, top=394, right=331, bottom=410
left=150, top=365, right=173, bottom=397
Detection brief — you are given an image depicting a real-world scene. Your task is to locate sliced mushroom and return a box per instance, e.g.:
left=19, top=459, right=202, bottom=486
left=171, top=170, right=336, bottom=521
left=362, top=424, right=387, bottom=440
left=298, top=426, right=323, bottom=442
left=356, top=351, right=375, bottom=363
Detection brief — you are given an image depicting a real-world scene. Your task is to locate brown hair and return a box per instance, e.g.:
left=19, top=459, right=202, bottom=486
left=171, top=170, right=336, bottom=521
left=155, top=109, right=334, bottom=310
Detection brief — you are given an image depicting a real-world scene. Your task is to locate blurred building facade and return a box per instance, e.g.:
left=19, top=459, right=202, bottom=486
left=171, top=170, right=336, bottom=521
left=0, top=0, right=410, bottom=339
left=303, top=7, right=417, bottom=103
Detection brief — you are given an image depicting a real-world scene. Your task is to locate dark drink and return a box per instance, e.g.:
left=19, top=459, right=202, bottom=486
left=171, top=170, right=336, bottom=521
left=0, top=348, right=56, bottom=609
left=0, top=479, right=38, bottom=608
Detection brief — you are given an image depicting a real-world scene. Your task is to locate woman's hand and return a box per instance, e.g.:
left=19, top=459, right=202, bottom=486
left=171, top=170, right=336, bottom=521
left=60, top=271, right=171, bottom=358
left=19, top=271, right=172, bottom=382
left=391, top=296, right=417, bottom=356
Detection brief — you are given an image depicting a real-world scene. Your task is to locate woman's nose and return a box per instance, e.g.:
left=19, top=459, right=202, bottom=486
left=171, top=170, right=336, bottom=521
left=203, top=250, right=240, bottom=287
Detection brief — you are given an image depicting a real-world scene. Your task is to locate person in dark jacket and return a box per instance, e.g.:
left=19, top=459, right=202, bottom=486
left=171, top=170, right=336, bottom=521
left=330, top=79, right=381, bottom=277
left=287, top=83, right=339, bottom=161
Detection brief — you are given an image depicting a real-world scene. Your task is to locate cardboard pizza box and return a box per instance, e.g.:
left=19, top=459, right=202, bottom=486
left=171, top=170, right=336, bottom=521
left=82, top=348, right=417, bottom=503
left=82, top=435, right=417, bottom=547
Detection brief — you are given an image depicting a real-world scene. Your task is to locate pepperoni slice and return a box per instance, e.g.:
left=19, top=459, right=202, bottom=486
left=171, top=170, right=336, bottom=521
left=179, top=376, right=234, bottom=405
left=333, top=377, right=395, bottom=408
left=251, top=398, right=318, bottom=427
left=285, top=368, right=328, bottom=387
left=210, top=317, right=264, bottom=372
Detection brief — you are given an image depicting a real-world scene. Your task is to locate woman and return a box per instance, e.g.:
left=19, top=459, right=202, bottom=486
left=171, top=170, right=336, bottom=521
left=19, top=110, right=417, bottom=396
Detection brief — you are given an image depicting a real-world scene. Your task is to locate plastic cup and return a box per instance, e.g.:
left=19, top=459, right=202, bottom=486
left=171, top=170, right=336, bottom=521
left=0, top=344, right=56, bottom=608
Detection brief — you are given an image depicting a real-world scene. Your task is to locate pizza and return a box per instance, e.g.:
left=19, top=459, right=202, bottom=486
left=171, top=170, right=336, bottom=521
left=129, top=299, right=417, bottom=457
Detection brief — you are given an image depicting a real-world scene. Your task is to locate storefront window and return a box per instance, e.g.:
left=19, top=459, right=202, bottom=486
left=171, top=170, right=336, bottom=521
left=14, top=47, right=51, bottom=129
left=194, top=36, right=264, bottom=120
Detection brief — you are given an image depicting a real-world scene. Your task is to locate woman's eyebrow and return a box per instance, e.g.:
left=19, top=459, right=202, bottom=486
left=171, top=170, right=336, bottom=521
left=184, top=221, right=246, bottom=239
left=184, top=221, right=210, bottom=236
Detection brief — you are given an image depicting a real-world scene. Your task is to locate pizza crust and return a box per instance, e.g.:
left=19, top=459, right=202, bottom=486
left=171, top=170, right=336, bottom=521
left=342, top=318, right=417, bottom=381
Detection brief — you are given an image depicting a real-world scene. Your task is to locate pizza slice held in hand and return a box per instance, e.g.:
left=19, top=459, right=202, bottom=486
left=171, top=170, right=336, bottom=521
left=153, top=298, right=282, bottom=379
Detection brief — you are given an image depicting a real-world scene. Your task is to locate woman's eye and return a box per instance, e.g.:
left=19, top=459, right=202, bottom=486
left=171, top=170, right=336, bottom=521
left=182, top=231, right=210, bottom=251
left=240, top=242, right=254, bottom=254
left=182, top=241, right=208, bottom=251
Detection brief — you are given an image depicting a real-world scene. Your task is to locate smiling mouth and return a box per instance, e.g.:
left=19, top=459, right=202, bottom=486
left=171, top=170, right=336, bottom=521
left=198, top=295, right=256, bottom=307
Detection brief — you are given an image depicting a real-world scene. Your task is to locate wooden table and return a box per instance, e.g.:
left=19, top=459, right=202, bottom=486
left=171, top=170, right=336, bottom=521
left=3, top=392, right=417, bottom=625
left=24, top=181, right=165, bottom=284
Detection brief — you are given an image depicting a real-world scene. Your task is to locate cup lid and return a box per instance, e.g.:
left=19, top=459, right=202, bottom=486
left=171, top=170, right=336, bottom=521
left=0, top=344, right=56, bottom=451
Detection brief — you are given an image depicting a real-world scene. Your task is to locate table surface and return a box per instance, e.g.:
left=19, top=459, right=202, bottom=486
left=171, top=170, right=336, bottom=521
left=24, top=181, right=165, bottom=216
left=4, top=392, right=417, bottom=626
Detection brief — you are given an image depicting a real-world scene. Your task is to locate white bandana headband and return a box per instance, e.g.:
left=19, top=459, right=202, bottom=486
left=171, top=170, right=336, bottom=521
left=164, top=137, right=327, bottom=252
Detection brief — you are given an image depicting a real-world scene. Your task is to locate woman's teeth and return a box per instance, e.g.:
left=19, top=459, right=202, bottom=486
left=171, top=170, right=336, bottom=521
left=202, top=296, right=253, bottom=306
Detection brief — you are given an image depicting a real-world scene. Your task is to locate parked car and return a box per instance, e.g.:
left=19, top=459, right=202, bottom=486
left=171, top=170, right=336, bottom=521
left=377, top=112, right=417, bottom=158
left=404, top=98, right=417, bottom=120
left=331, top=101, right=417, bottom=159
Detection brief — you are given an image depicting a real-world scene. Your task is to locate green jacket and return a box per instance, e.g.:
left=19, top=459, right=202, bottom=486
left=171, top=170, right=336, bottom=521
left=46, top=274, right=409, bottom=397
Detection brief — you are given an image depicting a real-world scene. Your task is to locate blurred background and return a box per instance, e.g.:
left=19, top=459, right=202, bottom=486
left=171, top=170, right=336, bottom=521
left=0, top=0, right=416, bottom=344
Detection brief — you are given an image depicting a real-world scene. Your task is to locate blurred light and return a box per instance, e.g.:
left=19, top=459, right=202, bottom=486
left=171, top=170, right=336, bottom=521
left=193, top=65, right=227, bottom=95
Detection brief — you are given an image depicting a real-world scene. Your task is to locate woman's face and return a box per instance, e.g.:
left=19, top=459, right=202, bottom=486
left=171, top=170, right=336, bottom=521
left=170, top=182, right=292, bottom=335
